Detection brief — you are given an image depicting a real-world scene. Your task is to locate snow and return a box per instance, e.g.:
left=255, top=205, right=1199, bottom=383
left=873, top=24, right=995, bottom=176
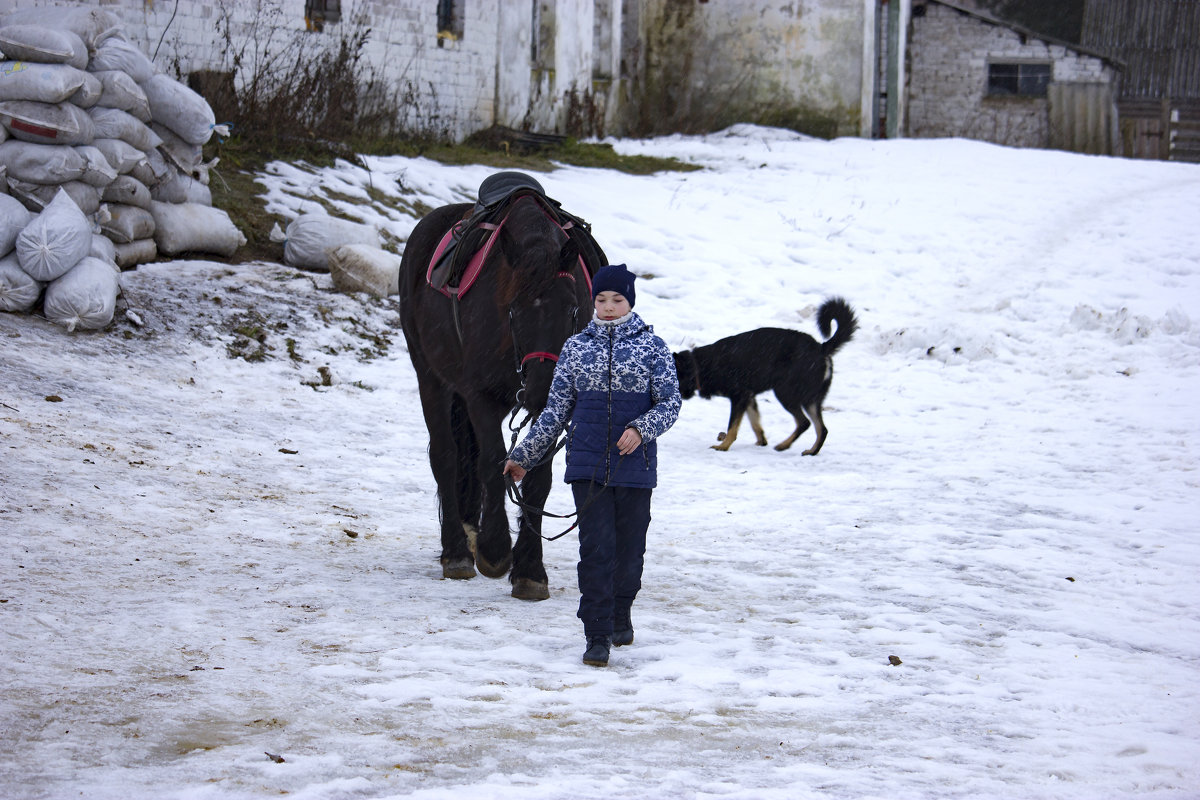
left=3, top=126, right=1199, bottom=799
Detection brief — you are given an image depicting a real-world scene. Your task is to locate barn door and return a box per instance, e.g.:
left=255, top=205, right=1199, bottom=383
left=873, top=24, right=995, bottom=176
left=1048, top=82, right=1115, bottom=155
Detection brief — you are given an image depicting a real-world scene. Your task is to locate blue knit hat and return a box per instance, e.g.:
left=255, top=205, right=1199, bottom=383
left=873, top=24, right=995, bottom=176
left=591, top=263, right=636, bottom=307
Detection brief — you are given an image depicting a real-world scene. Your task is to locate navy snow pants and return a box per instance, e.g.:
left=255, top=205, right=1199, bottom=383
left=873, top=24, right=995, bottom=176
left=571, top=481, right=653, bottom=637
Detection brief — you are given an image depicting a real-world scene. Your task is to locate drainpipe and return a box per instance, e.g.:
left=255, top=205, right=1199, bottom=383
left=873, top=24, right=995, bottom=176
left=887, top=0, right=911, bottom=139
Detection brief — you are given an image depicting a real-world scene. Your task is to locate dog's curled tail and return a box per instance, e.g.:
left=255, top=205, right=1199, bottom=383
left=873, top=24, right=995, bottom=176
left=817, top=297, right=858, bottom=357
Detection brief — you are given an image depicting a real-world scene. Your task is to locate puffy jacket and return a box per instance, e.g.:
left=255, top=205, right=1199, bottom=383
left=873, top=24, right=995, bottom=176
left=509, top=311, right=681, bottom=488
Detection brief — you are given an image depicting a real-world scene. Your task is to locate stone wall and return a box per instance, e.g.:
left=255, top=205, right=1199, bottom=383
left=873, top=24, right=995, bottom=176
left=906, top=1, right=1114, bottom=149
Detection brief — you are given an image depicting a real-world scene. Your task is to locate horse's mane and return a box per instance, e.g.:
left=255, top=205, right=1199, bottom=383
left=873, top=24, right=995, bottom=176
left=498, top=195, right=568, bottom=300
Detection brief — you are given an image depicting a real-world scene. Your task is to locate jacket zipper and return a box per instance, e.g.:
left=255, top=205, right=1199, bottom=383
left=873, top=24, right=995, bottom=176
left=604, top=325, right=614, bottom=484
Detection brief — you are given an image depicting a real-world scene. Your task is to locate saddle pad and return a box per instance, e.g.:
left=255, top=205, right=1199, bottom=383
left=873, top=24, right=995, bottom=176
left=425, top=193, right=593, bottom=300
left=426, top=220, right=501, bottom=298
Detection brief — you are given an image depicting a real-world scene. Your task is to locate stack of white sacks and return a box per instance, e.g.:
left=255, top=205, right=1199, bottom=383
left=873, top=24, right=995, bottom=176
left=0, top=6, right=245, bottom=331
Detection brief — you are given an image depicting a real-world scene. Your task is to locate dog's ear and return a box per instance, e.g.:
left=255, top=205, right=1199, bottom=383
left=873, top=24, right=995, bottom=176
left=673, top=351, right=697, bottom=398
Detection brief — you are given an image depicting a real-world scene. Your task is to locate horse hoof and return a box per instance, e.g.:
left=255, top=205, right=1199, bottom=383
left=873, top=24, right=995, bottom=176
left=511, top=578, right=550, bottom=601
left=442, top=558, right=476, bottom=580
left=475, top=551, right=512, bottom=579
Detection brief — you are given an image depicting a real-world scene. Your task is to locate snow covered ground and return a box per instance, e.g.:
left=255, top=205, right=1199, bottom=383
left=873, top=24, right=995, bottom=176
left=2, top=127, right=1199, bottom=799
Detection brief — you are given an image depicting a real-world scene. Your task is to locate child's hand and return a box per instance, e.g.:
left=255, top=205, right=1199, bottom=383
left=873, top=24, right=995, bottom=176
left=616, top=428, right=642, bottom=456
left=503, top=460, right=526, bottom=483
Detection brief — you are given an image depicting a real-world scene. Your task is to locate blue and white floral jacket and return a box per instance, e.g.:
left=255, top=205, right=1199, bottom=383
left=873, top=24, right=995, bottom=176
left=509, top=311, right=681, bottom=488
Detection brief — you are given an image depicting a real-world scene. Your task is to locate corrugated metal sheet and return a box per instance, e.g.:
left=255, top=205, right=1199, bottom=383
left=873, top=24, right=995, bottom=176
left=1049, top=82, right=1115, bottom=155
left=1082, top=0, right=1200, bottom=99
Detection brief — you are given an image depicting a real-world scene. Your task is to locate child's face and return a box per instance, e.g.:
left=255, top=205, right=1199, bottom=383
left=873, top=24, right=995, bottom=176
left=594, top=291, right=631, bottom=320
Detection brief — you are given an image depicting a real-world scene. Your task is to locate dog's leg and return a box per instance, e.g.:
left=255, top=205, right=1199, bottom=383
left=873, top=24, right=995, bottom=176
left=773, top=412, right=811, bottom=451
left=713, top=397, right=750, bottom=451
left=799, top=403, right=827, bottom=456
left=746, top=397, right=768, bottom=446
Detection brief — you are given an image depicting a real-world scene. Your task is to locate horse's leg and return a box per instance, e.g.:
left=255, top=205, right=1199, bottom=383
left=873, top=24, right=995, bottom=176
left=511, top=461, right=551, bottom=600
left=415, top=377, right=475, bottom=579
left=462, top=396, right=514, bottom=581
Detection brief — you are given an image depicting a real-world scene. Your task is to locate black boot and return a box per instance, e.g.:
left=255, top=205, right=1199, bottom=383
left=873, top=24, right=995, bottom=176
left=612, top=608, right=634, bottom=647
left=582, top=635, right=611, bottom=666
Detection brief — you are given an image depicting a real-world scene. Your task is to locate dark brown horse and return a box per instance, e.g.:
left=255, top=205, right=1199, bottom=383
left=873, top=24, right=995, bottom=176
left=399, top=177, right=602, bottom=600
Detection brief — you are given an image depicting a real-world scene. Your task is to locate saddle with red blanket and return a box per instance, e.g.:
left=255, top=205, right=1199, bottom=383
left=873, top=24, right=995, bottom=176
left=426, top=171, right=603, bottom=299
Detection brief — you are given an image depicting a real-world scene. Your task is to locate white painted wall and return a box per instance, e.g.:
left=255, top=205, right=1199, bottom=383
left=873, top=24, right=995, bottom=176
left=0, top=0, right=619, bottom=141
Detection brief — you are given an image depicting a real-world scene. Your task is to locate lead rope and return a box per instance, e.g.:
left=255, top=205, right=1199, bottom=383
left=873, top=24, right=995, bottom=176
left=504, top=374, right=623, bottom=541
left=504, top=455, right=622, bottom=541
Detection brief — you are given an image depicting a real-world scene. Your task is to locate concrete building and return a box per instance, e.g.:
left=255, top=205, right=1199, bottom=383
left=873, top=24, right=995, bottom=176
left=0, top=0, right=903, bottom=142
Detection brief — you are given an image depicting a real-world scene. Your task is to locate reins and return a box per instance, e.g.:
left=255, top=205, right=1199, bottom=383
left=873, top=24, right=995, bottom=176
left=504, top=403, right=621, bottom=541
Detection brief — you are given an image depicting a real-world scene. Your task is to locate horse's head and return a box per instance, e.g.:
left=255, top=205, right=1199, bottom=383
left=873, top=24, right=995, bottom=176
left=497, top=198, right=589, bottom=413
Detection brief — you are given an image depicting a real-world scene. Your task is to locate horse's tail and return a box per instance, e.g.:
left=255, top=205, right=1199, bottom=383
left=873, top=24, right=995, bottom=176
left=818, top=297, right=858, bottom=357
left=450, top=395, right=481, bottom=529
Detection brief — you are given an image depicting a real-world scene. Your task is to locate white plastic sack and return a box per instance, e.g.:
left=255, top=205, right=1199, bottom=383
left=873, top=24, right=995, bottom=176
left=151, top=121, right=203, bottom=172
left=112, top=237, right=156, bottom=269
left=70, top=70, right=102, bottom=108
left=0, top=25, right=87, bottom=69
left=141, top=74, right=216, bottom=146
left=0, top=191, right=32, bottom=251
left=0, top=250, right=42, bottom=311
left=329, top=244, right=402, bottom=297
left=102, top=174, right=151, bottom=208
left=42, top=254, right=119, bottom=331
left=87, top=37, right=155, bottom=83
left=92, top=70, right=151, bottom=121
left=88, top=106, right=161, bottom=150
left=0, top=140, right=86, bottom=183
left=74, top=144, right=119, bottom=187
left=2, top=7, right=124, bottom=51
left=0, top=61, right=87, bottom=103
left=150, top=201, right=245, bottom=257
left=90, top=232, right=116, bottom=263
left=7, top=178, right=100, bottom=215
left=281, top=213, right=381, bottom=272
left=16, top=187, right=91, bottom=281
left=0, top=99, right=95, bottom=145
left=91, top=137, right=145, bottom=174
left=129, top=146, right=171, bottom=188
left=150, top=168, right=211, bottom=205
left=101, top=204, right=155, bottom=244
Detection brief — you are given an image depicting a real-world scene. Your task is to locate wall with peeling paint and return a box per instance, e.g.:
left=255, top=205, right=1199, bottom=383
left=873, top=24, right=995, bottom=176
left=0, top=0, right=872, bottom=141
left=621, top=0, right=869, bottom=138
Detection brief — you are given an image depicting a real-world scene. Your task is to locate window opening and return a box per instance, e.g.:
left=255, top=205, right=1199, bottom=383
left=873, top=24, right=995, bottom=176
left=304, top=0, right=341, bottom=32
left=438, top=0, right=463, bottom=41
left=988, top=62, right=1051, bottom=97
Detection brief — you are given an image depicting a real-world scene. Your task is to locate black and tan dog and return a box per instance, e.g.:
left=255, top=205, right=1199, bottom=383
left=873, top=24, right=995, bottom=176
left=673, top=297, right=857, bottom=455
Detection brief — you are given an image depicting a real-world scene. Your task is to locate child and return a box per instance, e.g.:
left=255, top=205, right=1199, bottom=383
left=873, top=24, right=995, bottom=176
left=504, top=263, right=681, bottom=667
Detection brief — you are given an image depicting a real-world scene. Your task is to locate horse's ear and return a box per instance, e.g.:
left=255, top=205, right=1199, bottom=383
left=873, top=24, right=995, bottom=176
left=558, top=239, right=579, bottom=270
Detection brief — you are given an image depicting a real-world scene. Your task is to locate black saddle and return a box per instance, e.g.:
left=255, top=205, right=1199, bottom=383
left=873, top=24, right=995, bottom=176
left=476, top=171, right=545, bottom=211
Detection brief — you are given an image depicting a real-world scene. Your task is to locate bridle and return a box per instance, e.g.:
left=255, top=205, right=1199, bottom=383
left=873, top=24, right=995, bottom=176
left=502, top=268, right=602, bottom=540
left=506, top=269, right=582, bottom=376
